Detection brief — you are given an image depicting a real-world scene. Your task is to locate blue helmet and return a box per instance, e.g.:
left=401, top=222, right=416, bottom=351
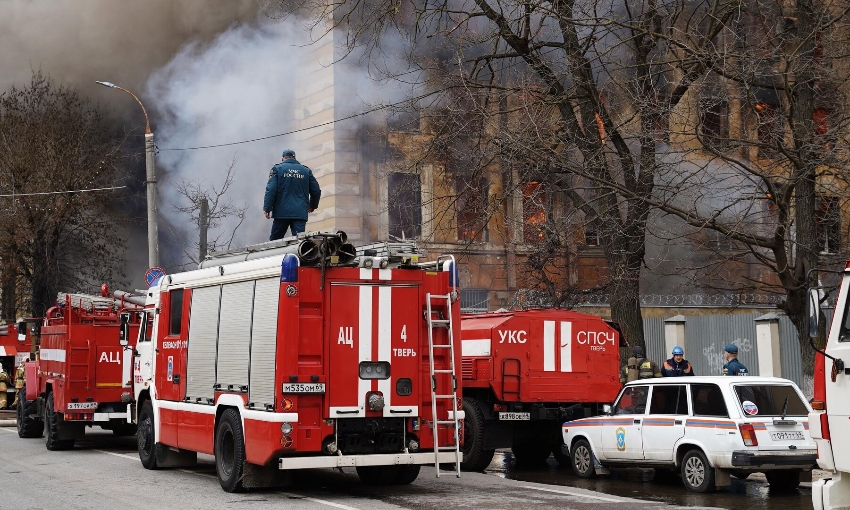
left=282, top=149, right=296, bottom=158
left=724, top=343, right=739, bottom=354
left=672, top=346, right=684, bottom=356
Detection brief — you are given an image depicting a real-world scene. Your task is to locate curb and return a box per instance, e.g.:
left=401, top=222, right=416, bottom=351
left=0, top=419, right=17, bottom=427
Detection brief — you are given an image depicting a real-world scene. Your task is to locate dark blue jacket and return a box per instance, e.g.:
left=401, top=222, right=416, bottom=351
left=263, top=158, right=321, bottom=220
left=661, top=358, right=695, bottom=377
left=722, top=359, right=749, bottom=376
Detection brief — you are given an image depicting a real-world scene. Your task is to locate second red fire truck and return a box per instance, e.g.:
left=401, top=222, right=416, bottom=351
left=131, top=234, right=463, bottom=492
left=459, top=309, right=624, bottom=470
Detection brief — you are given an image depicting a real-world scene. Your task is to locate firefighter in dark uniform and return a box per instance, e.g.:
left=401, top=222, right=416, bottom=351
left=661, top=346, right=695, bottom=377
left=620, top=345, right=662, bottom=383
left=722, top=343, right=749, bottom=376
left=263, top=149, right=321, bottom=241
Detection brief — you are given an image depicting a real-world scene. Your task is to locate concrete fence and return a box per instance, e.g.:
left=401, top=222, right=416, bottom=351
left=641, top=310, right=829, bottom=389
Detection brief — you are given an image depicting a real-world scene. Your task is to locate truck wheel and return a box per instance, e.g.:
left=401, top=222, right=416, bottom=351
left=765, top=470, right=801, bottom=491
left=355, top=465, right=394, bottom=485
left=44, top=392, right=75, bottom=451
left=392, top=465, right=420, bottom=485
left=460, top=398, right=495, bottom=472
left=215, top=409, right=246, bottom=493
left=16, top=385, right=43, bottom=438
left=137, top=400, right=163, bottom=469
left=511, top=440, right=551, bottom=465
left=681, top=449, right=715, bottom=493
left=570, top=439, right=597, bottom=478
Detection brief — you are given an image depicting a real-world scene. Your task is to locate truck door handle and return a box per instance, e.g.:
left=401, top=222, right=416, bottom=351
left=173, top=375, right=180, bottom=385
left=633, top=419, right=641, bottom=424
left=675, top=420, right=683, bottom=425
left=336, top=410, right=361, bottom=415
left=390, top=409, right=413, bottom=414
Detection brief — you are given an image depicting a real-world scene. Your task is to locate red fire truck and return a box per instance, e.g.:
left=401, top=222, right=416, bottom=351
left=132, top=234, right=463, bottom=492
left=1, top=320, right=33, bottom=407
left=459, top=308, right=624, bottom=471
left=17, top=292, right=141, bottom=448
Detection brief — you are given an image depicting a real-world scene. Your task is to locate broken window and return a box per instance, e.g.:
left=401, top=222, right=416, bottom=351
left=753, top=88, right=783, bottom=157
left=522, top=181, right=550, bottom=243
left=456, top=175, right=489, bottom=242
left=699, top=97, right=729, bottom=149
left=816, top=195, right=840, bottom=254
left=388, top=172, right=421, bottom=239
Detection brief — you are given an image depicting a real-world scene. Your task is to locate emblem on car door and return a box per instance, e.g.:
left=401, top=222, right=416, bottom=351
left=616, top=427, right=626, bottom=451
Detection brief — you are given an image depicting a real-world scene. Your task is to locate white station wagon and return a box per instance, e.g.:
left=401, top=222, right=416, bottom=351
left=561, top=376, right=817, bottom=492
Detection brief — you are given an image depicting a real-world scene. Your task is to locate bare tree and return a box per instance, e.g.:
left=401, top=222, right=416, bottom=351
left=170, top=157, right=248, bottom=267
left=0, top=71, right=130, bottom=317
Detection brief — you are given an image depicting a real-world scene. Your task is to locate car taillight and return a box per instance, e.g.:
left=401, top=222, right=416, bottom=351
left=739, top=423, right=758, bottom=446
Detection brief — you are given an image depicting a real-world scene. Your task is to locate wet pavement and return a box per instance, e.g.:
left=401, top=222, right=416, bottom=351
left=486, top=450, right=815, bottom=510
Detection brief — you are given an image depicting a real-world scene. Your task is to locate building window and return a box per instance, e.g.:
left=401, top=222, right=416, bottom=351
left=755, top=102, right=782, bottom=158
left=456, top=175, right=489, bottom=242
left=816, top=195, right=840, bottom=254
left=699, top=98, right=728, bottom=149
left=461, top=288, right=489, bottom=314
left=388, top=172, right=421, bottom=239
left=584, top=223, right=600, bottom=246
left=522, top=181, right=549, bottom=243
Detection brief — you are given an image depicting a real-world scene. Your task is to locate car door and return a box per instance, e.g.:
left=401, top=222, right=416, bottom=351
left=642, top=384, right=688, bottom=461
left=601, top=384, right=648, bottom=460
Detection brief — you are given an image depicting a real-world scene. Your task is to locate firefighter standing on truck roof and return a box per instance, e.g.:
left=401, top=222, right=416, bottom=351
left=620, top=345, right=662, bottom=383
left=0, top=367, right=9, bottom=408
left=661, top=346, right=695, bottom=377
left=263, top=149, right=321, bottom=241
left=12, top=358, right=27, bottom=407
left=722, top=343, right=749, bottom=376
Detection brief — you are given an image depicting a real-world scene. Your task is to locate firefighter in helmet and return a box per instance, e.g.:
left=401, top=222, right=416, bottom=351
left=0, top=366, right=9, bottom=408
left=12, top=358, right=28, bottom=407
left=620, top=345, right=662, bottom=384
left=661, top=346, right=695, bottom=377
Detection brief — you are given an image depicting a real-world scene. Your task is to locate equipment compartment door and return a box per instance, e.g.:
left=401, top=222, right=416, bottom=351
left=327, top=284, right=420, bottom=418
left=95, top=345, right=124, bottom=388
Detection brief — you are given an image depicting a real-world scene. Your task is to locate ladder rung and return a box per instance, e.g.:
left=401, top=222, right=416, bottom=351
left=430, top=319, right=451, bottom=325
left=431, top=344, right=452, bottom=349
left=436, top=446, right=458, bottom=451
left=433, top=369, right=453, bottom=373
left=434, top=395, right=455, bottom=399
left=428, top=294, right=451, bottom=300
left=435, top=419, right=458, bottom=425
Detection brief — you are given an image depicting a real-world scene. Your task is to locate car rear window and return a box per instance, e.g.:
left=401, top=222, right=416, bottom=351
left=733, top=385, right=808, bottom=417
left=691, top=383, right=728, bottom=417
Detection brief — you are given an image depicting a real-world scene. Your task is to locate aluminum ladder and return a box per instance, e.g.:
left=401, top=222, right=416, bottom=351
left=426, top=288, right=461, bottom=477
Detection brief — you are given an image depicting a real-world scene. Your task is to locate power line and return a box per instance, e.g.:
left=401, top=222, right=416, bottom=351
left=157, top=91, right=438, bottom=152
left=0, top=186, right=127, bottom=198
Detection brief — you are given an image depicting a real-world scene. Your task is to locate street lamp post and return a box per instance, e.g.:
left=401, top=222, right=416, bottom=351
left=96, top=81, right=159, bottom=269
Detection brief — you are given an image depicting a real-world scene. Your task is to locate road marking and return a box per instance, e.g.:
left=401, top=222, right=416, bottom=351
left=95, top=450, right=138, bottom=460
left=93, top=447, right=356, bottom=508
left=278, top=492, right=360, bottom=510
left=522, top=485, right=648, bottom=503
left=0, top=428, right=15, bottom=433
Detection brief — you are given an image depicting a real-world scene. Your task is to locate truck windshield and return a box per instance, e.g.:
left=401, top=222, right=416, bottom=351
left=734, top=385, right=808, bottom=417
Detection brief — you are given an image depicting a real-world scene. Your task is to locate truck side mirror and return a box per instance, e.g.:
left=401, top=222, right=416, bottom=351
left=807, top=288, right=820, bottom=339
left=119, top=312, right=130, bottom=347
left=602, top=404, right=612, bottom=415
left=16, top=321, right=26, bottom=342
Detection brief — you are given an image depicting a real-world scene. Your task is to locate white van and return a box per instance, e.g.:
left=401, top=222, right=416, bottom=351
left=562, top=376, right=816, bottom=493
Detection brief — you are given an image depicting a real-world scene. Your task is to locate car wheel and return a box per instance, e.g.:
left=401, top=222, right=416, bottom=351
left=681, top=449, right=715, bottom=493
left=765, top=470, right=801, bottom=491
left=215, top=409, right=246, bottom=493
left=460, top=398, right=495, bottom=471
left=570, top=439, right=597, bottom=478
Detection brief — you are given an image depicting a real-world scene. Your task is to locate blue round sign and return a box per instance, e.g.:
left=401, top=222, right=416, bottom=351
left=145, top=267, right=165, bottom=287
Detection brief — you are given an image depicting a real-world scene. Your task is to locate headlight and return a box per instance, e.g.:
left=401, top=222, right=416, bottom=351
left=367, top=391, right=385, bottom=411
left=280, top=422, right=293, bottom=435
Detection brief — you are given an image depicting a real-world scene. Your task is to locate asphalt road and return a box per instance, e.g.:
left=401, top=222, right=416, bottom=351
left=0, top=426, right=693, bottom=510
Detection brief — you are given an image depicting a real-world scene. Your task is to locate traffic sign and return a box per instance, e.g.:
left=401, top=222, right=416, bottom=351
left=145, top=267, right=166, bottom=287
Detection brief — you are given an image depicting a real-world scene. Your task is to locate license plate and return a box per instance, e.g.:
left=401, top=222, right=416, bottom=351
left=282, top=383, right=326, bottom=394
left=770, top=431, right=804, bottom=441
left=66, top=402, right=98, bottom=410
left=499, top=412, right=530, bottom=421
